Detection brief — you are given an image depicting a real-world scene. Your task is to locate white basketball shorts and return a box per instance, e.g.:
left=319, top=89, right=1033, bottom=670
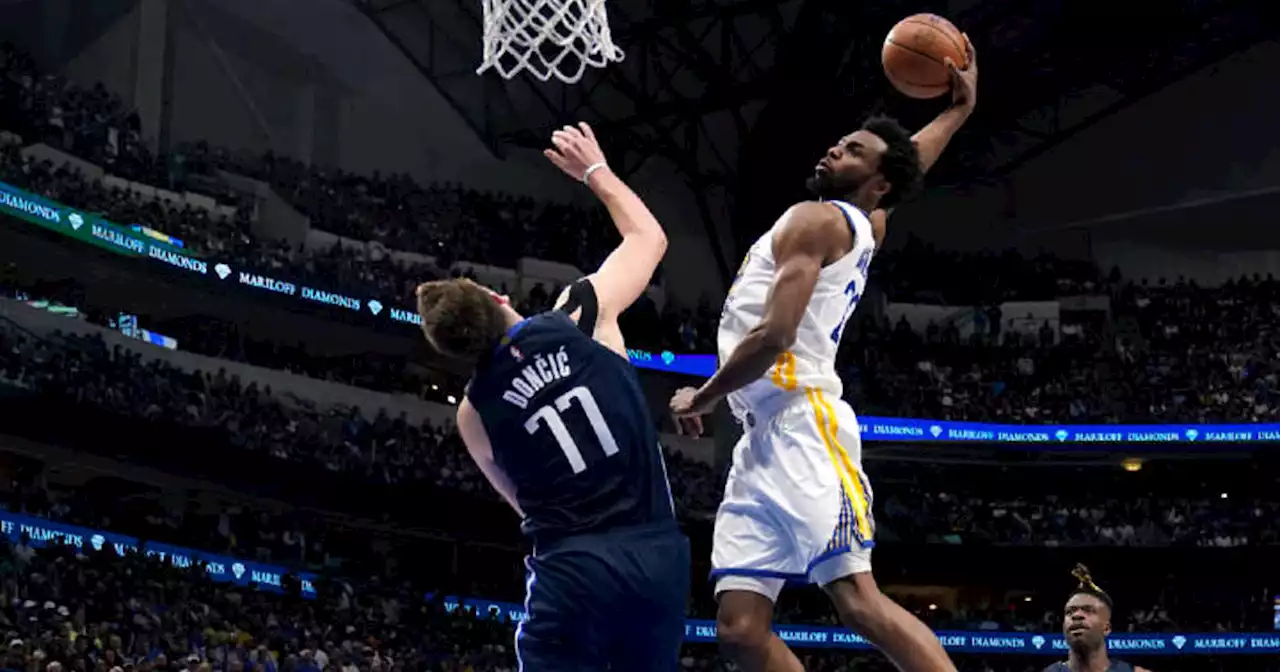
left=711, top=387, right=875, bottom=602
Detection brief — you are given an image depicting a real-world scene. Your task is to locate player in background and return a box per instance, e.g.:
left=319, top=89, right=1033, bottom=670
left=669, top=40, right=978, bottom=672
left=1045, top=565, right=1151, bottom=672
left=417, top=122, right=689, bottom=671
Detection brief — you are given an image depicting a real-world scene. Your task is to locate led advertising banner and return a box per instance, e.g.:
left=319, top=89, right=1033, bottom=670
left=442, top=596, right=1280, bottom=655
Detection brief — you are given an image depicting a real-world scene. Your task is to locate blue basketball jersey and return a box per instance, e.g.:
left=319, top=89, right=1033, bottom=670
left=466, top=282, right=676, bottom=544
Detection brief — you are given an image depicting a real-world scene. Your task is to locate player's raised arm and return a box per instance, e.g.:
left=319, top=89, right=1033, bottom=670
left=456, top=397, right=524, bottom=517
left=544, top=123, right=667, bottom=350
left=912, top=34, right=977, bottom=173
left=670, top=202, right=844, bottom=435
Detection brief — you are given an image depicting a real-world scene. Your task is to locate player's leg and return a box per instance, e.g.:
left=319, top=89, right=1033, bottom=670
left=606, top=528, right=692, bottom=672
left=806, top=393, right=956, bottom=672
left=822, top=571, right=956, bottom=672
left=709, top=428, right=806, bottom=672
left=515, top=553, right=606, bottom=671
left=715, top=586, right=802, bottom=672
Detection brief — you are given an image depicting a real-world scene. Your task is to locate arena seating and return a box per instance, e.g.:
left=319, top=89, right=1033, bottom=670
left=842, top=274, right=1280, bottom=422
left=2, top=445, right=1280, bottom=665
left=0, top=41, right=707, bottom=352
left=4, top=312, right=1280, bottom=552
left=0, top=466, right=1275, bottom=672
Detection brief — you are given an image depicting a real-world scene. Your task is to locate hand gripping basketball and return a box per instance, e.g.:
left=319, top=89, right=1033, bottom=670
left=544, top=122, right=611, bottom=184
left=946, top=34, right=978, bottom=112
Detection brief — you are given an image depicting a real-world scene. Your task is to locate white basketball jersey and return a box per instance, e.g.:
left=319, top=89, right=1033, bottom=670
left=717, top=200, right=876, bottom=419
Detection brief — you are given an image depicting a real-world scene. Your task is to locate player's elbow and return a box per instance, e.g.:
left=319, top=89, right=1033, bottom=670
left=627, top=228, right=668, bottom=258
left=756, top=320, right=797, bottom=354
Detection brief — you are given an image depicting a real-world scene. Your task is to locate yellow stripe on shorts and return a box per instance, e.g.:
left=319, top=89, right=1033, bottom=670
left=806, top=388, right=874, bottom=543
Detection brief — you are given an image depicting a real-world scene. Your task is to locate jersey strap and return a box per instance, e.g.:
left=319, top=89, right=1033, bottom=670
left=829, top=199, right=860, bottom=236
left=558, top=278, right=600, bottom=336
left=828, top=200, right=875, bottom=254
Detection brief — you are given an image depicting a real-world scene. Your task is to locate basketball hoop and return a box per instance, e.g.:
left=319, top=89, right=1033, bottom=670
left=477, top=0, right=625, bottom=84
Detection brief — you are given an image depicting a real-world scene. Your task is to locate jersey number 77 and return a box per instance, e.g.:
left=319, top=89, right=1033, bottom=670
left=524, top=386, right=620, bottom=474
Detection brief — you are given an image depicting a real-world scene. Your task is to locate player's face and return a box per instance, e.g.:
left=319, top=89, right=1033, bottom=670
left=806, top=130, right=889, bottom=201
left=1063, top=594, right=1111, bottom=649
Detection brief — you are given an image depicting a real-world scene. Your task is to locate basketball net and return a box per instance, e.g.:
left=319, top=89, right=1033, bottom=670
left=477, top=0, right=625, bottom=84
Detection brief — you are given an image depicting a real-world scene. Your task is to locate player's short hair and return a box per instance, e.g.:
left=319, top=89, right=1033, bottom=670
left=1069, top=563, right=1114, bottom=611
left=861, top=115, right=923, bottom=209
left=416, top=279, right=507, bottom=364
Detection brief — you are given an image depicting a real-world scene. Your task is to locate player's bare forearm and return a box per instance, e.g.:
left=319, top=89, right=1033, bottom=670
left=585, top=167, right=668, bottom=317
left=546, top=123, right=667, bottom=318
left=912, top=104, right=971, bottom=174
left=589, top=168, right=665, bottom=242
left=914, top=37, right=977, bottom=174
left=695, top=328, right=787, bottom=406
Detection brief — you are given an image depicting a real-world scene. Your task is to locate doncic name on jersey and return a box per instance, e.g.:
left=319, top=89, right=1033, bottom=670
left=500, top=345, right=573, bottom=409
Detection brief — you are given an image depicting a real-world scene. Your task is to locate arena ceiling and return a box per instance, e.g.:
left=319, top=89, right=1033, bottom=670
left=357, top=0, right=1279, bottom=282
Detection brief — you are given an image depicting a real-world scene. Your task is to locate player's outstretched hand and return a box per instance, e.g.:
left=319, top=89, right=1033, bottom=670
left=945, top=33, right=977, bottom=112
left=669, top=386, right=713, bottom=437
left=544, top=122, right=610, bottom=184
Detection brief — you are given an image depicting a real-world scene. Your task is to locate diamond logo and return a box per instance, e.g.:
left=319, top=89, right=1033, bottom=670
left=90, top=534, right=104, bottom=551
left=1185, top=429, right=1198, bottom=441
left=68, top=212, right=84, bottom=230
left=214, top=264, right=231, bottom=279
left=368, top=300, right=383, bottom=316
left=929, top=425, right=942, bottom=438
left=1055, top=429, right=1069, bottom=441
left=1172, top=636, right=1186, bottom=650
left=232, top=562, right=245, bottom=579
left=1031, top=636, right=1045, bottom=649
left=660, top=351, right=675, bottom=365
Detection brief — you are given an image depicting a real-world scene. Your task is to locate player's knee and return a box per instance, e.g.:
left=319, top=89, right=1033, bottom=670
left=826, top=572, right=888, bottom=630
left=716, top=610, right=772, bottom=652
left=715, top=593, right=774, bottom=652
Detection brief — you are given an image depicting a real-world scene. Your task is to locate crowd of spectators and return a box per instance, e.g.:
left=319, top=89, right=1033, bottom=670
left=4, top=312, right=1280, bottom=551
left=0, top=41, right=697, bottom=342
left=184, top=144, right=616, bottom=274
left=0, top=45, right=716, bottom=350
left=0, top=536, right=523, bottom=672
left=844, top=274, right=1280, bottom=423
left=0, top=457, right=1273, bottom=672
left=0, top=514, right=1270, bottom=672
left=871, top=461, right=1280, bottom=549
left=0, top=318, right=721, bottom=522
left=8, top=445, right=1274, bottom=633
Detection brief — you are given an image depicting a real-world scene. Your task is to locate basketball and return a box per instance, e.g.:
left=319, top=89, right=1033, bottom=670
left=882, top=14, right=968, bottom=99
